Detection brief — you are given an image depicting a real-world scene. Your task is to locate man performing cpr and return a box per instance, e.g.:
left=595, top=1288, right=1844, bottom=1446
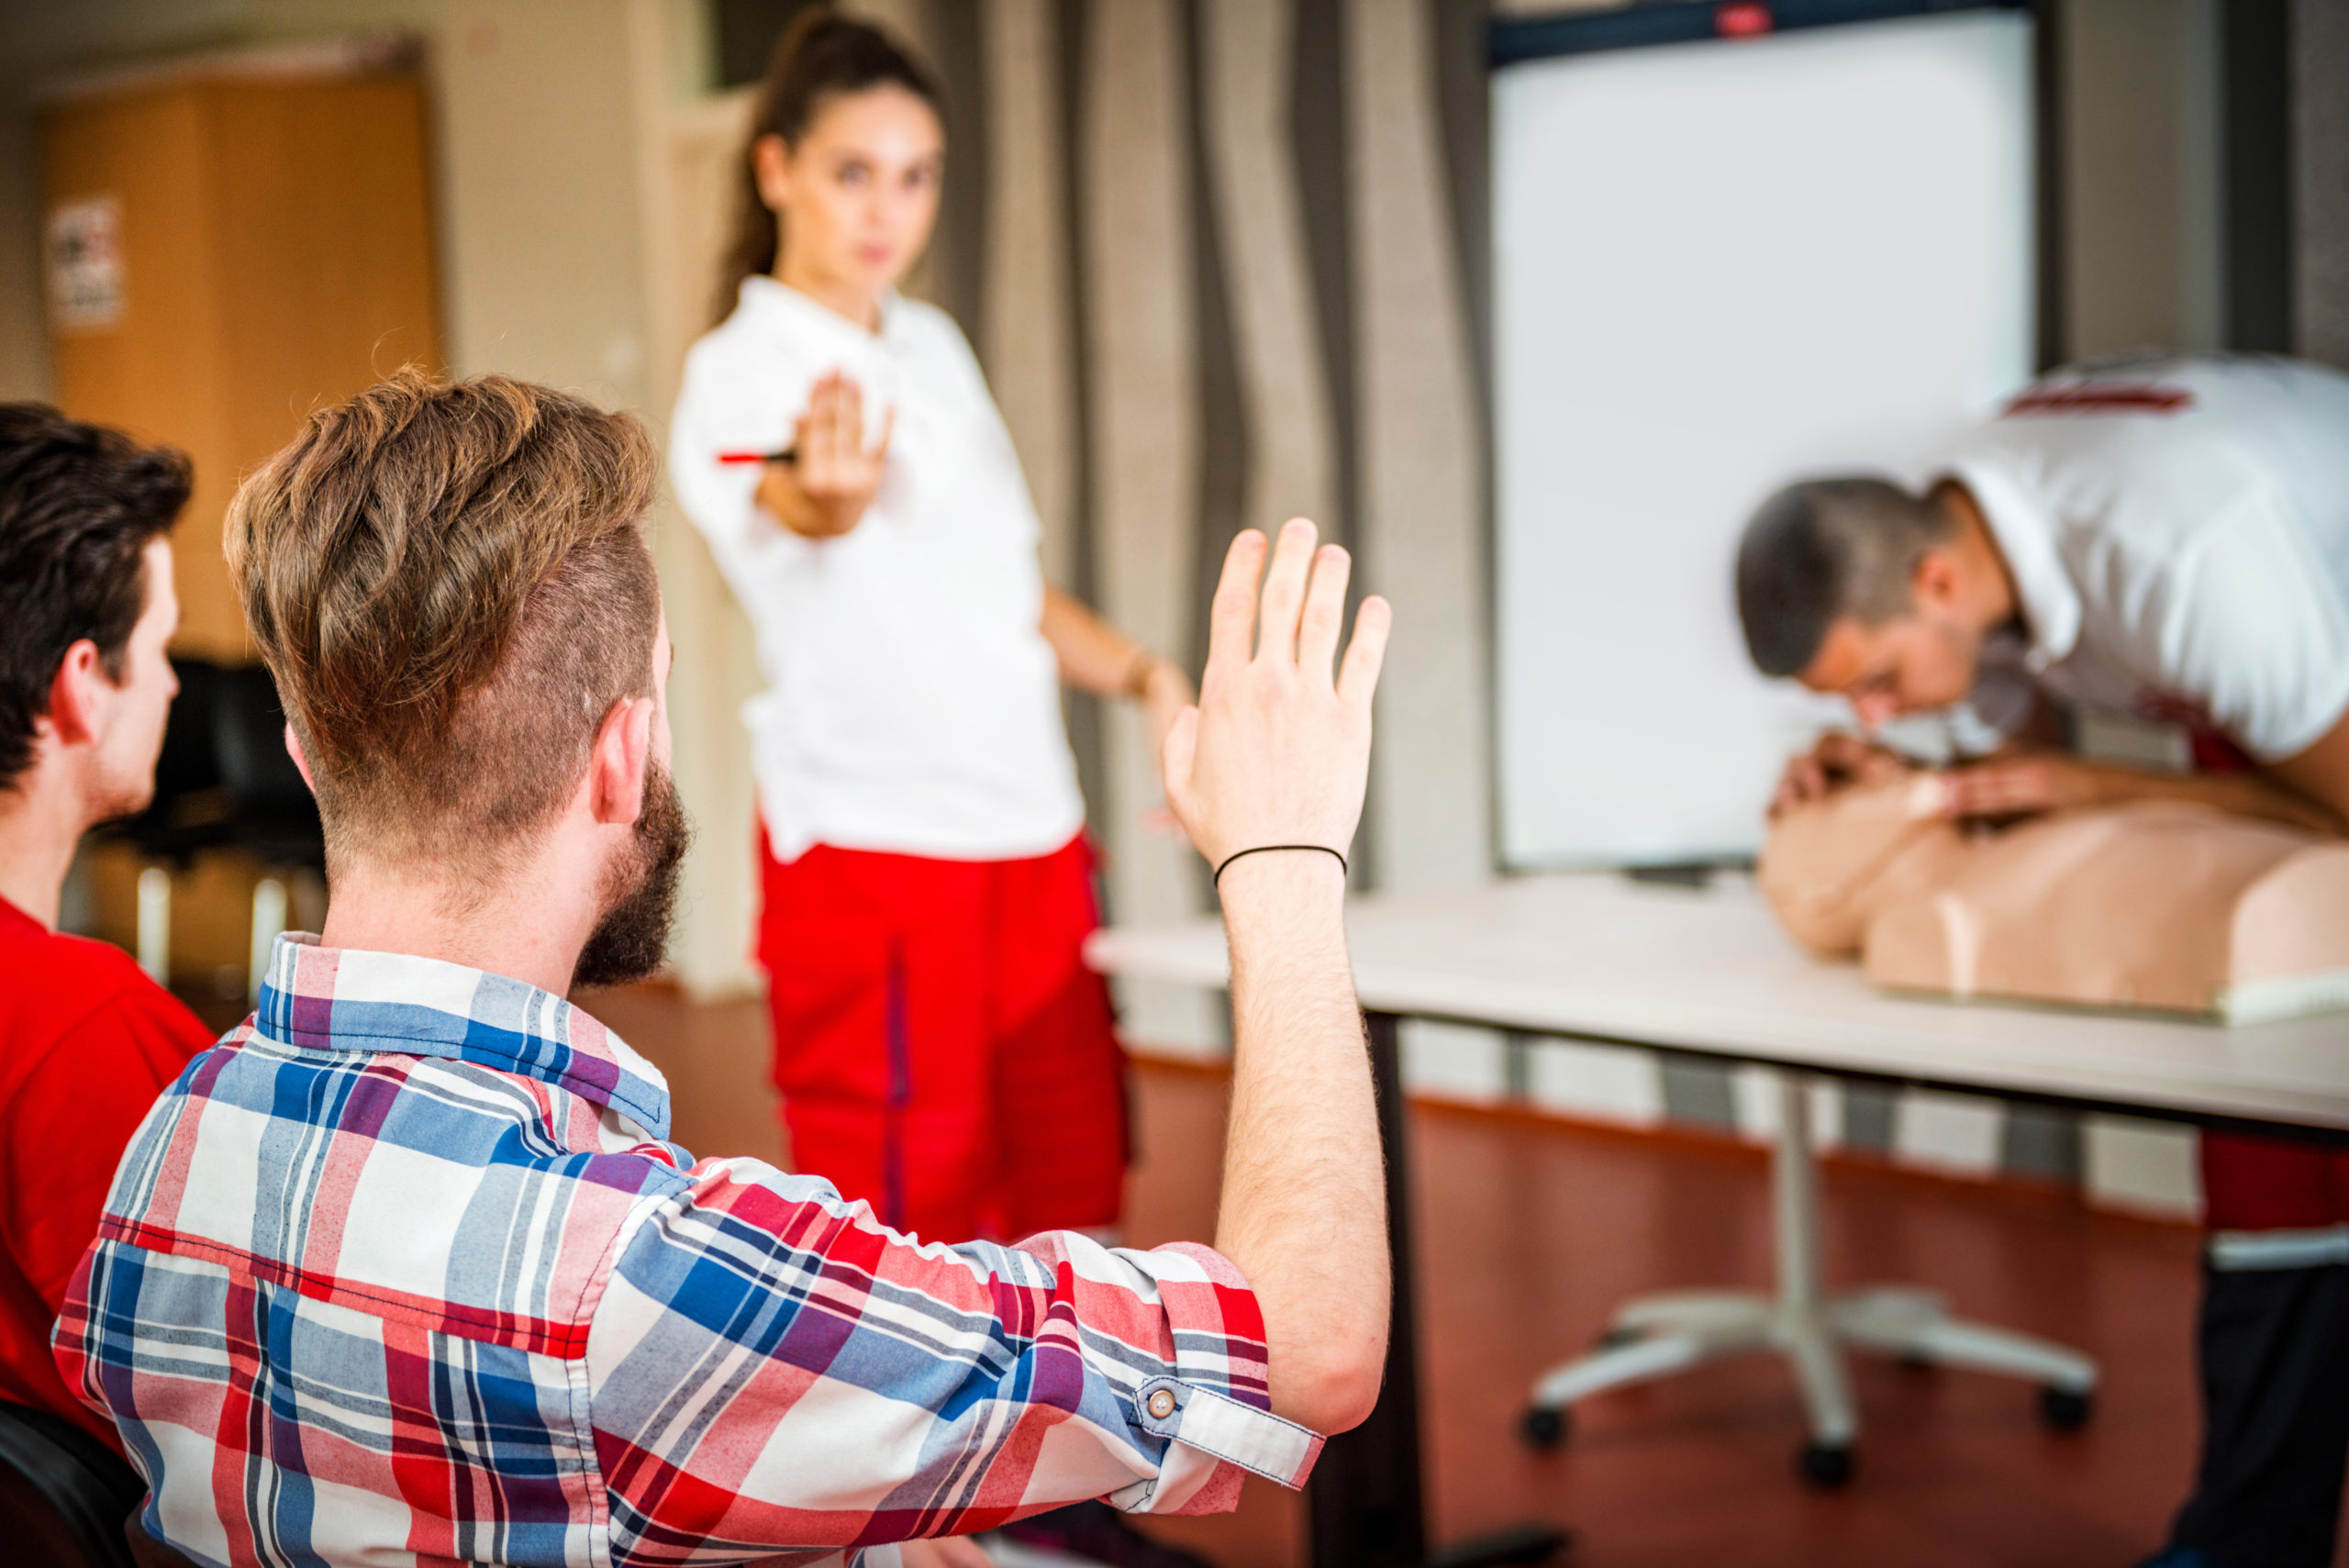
left=1734, top=351, right=2349, bottom=1568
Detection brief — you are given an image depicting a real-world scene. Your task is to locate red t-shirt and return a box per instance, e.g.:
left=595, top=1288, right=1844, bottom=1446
left=0, top=892, right=212, bottom=1451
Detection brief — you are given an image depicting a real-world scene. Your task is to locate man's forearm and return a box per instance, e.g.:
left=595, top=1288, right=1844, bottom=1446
left=2088, top=762, right=2344, bottom=835
left=1212, top=852, right=1389, bottom=1435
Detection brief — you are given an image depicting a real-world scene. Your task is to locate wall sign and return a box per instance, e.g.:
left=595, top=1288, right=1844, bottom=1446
left=46, top=195, right=125, bottom=330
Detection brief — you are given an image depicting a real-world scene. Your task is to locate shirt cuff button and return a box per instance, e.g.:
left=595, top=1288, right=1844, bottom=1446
left=1147, top=1388, right=1177, bottom=1420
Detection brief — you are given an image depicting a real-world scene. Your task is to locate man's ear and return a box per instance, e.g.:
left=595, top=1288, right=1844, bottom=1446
left=283, top=723, right=317, bottom=793
left=586, top=695, right=656, bottom=828
left=1910, top=549, right=1962, bottom=613
left=44, top=640, right=106, bottom=747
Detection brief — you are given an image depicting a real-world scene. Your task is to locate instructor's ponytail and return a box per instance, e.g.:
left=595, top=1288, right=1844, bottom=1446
left=713, top=6, right=945, bottom=325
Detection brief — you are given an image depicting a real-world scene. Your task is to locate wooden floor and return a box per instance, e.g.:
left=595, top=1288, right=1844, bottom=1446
left=577, top=984, right=2301, bottom=1568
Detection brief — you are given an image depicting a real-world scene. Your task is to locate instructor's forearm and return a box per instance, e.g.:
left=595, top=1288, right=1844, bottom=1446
left=1212, top=853, right=1389, bottom=1435
left=1040, top=584, right=1151, bottom=695
left=2093, top=763, right=2345, bottom=835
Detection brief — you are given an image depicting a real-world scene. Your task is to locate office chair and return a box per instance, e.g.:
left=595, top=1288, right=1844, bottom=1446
left=99, top=658, right=231, bottom=869
left=94, top=660, right=325, bottom=996
left=209, top=663, right=325, bottom=873
left=0, top=1400, right=144, bottom=1568
left=209, top=663, right=325, bottom=994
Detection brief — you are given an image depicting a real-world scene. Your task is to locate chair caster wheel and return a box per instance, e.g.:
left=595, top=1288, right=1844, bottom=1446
left=2038, top=1385, right=2093, bottom=1430
left=1595, top=1324, right=1642, bottom=1351
left=1797, top=1441, right=1853, bottom=1488
left=1520, top=1406, right=1569, bottom=1449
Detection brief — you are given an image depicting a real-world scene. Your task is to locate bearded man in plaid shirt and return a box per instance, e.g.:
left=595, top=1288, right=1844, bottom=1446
left=51, top=372, right=1395, bottom=1568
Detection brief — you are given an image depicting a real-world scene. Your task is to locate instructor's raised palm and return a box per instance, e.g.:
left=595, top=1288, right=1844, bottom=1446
left=770, top=370, right=894, bottom=539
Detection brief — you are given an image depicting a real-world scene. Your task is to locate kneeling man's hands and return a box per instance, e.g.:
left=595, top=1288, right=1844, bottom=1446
left=1772, top=731, right=1914, bottom=817
left=1161, top=519, right=1391, bottom=873
left=1935, top=752, right=2099, bottom=820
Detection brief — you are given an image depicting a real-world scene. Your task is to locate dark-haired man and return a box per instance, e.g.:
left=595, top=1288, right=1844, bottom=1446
left=1738, top=354, right=2349, bottom=835
left=54, top=372, right=1394, bottom=1566
left=1734, top=352, right=2349, bottom=1568
left=0, top=405, right=212, bottom=1452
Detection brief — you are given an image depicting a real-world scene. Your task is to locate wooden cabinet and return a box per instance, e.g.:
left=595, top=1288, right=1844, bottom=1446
left=40, top=65, right=442, bottom=660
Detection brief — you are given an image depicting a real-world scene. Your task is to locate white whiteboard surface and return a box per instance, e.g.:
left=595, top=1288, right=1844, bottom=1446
left=1493, top=11, right=2034, bottom=869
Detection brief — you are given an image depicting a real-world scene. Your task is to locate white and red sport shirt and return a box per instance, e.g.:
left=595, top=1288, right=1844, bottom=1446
left=669, top=278, right=1085, bottom=866
left=1936, top=353, right=2349, bottom=763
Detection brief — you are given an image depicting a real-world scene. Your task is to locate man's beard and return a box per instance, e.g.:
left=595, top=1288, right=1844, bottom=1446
left=572, top=760, right=693, bottom=990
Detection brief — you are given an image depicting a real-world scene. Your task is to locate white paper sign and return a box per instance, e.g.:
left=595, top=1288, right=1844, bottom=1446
left=45, top=195, right=125, bottom=330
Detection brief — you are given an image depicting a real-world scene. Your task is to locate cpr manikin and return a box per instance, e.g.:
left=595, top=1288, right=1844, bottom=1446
left=1759, top=777, right=2349, bottom=1022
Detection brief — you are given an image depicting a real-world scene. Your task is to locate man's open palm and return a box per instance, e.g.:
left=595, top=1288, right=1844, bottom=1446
left=1161, top=519, right=1390, bottom=871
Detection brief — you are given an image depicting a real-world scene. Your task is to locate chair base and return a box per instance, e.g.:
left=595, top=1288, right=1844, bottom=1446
left=1520, top=1072, right=2098, bottom=1484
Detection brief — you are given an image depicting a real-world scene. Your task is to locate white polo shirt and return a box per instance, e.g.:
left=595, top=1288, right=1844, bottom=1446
left=1936, top=354, right=2349, bottom=763
left=670, top=278, right=1084, bottom=863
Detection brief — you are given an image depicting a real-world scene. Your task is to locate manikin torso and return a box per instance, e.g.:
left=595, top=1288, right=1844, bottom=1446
left=1757, top=778, right=2349, bottom=1022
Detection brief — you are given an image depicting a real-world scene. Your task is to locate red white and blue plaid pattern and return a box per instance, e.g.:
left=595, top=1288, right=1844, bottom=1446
left=54, top=936, right=1319, bottom=1567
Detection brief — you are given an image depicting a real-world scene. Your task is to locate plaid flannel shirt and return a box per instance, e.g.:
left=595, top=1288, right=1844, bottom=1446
left=53, top=936, right=1319, bottom=1567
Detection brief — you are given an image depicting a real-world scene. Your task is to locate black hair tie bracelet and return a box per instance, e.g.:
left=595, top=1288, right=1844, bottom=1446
left=1211, top=844, right=1349, bottom=889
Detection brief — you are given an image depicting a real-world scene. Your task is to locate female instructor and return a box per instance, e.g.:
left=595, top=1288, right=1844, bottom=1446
left=670, top=11, right=1188, bottom=1246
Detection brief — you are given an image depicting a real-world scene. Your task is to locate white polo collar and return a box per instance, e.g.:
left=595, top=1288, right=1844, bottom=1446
left=736, top=274, right=906, bottom=349
left=1938, top=455, right=2081, bottom=672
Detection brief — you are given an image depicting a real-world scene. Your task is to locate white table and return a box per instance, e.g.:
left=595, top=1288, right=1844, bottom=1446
left=1085, top=873, right=2349, bottom=1568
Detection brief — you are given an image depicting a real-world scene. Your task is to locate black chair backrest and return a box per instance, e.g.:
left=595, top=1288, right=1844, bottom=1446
left=211, top=665, right=314, bottom=817
left=0, top=1401, right=143, bottom=1568
left=100, top=659, right=226, bottom=862
left=208, top=663, right=326, bottom=872
left=149, top=659, right=223, bottom=804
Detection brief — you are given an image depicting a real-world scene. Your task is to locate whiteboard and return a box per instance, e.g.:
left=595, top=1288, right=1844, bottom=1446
left=1493, top=11, right=2035, bottom=869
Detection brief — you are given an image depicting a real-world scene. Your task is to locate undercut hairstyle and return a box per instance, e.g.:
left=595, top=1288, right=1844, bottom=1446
left=1734, top=476, right=1955, bottom=678
left=226, top=372, right=660, bottom=880
left=0, top=405, right=191, bottom=792
left=715, top=6, right=944, bottom=322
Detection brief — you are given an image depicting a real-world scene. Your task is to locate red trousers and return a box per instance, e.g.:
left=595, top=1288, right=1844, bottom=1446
left=757, top=832, right=1128, bottom=1243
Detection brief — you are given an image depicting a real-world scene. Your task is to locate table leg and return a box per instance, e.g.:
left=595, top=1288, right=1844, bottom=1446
left=1307, top=1012, right=1571, bottom=1568
left=1772, top=1072, right=1854, bottom=1482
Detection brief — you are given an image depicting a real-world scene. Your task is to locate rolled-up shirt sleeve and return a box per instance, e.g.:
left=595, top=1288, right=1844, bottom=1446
left=585, top=1155, right=1320, bottom=1562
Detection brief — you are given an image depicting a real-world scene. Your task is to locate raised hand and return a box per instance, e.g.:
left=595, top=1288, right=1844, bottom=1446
left=1192, top=519, right=1394, bottom=1436
left=1160, top=519, right=1391, bottom=874
left=758, top=369, right=895, bottom=539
